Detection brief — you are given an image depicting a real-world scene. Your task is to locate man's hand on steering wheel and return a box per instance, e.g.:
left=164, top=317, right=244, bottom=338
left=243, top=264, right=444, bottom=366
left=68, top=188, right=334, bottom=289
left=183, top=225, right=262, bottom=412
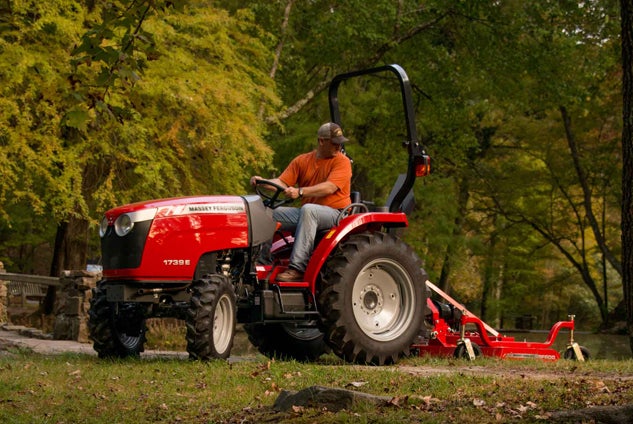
left=253, top=178, right=294, bottom=209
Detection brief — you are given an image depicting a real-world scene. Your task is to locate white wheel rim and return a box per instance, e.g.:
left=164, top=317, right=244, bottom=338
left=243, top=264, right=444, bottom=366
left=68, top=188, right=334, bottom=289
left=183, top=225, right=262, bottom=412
left=213, top=294, right=234, bottom=354
left=351, top=258, right=416, bottom=342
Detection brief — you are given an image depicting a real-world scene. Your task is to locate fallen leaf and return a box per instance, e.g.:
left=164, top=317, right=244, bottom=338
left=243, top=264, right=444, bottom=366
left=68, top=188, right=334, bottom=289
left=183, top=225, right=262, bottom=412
left=420, top=395, right=440, bottom=406
left=473, top=398, right=486, bottom=407
left=388, top=395, right=408, bottom=407
left=346, top=381, right=368, bottom=388
left=250, top=361, right=272, bottom=378
left=594, top=381, right=611, bottom=393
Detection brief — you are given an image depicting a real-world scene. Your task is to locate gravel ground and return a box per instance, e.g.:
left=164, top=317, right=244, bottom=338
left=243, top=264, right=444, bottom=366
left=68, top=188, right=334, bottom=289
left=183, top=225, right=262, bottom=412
left=0, top=324, right=187, bottom=358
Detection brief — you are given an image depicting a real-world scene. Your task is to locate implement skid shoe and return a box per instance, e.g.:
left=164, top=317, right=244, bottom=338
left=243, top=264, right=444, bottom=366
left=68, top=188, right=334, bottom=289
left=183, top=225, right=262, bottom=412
left=411, top=281, right=590, bottom=362
left=570, top=343, right=585, bottom=362
left=463, top=339, right=476, bottom=360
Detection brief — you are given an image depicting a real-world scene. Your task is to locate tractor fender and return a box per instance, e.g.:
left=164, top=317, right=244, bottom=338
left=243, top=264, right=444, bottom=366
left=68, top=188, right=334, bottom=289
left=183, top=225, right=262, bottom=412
left=304, top=212, right=409, bottom=292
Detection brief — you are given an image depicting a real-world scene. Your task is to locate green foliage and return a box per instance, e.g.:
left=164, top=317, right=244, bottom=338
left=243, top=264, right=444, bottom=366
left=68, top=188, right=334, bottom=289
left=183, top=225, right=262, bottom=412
left=0, top=1, right=279, bottom=269
left=65, top=1, right=280, bottom=205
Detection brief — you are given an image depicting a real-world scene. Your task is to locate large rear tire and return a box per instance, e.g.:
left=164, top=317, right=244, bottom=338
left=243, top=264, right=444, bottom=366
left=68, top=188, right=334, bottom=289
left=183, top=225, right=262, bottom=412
left=319, top=232, right=427, bottom=365
left=186, top=275, right=236, bottom=360
left=88, top=282, right=147, bottom=359
left=244, top=322, right=329, bottom=362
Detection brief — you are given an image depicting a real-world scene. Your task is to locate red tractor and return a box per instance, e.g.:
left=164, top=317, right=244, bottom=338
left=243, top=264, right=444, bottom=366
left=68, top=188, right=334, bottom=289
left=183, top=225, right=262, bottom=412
left=89, top=65, right=432, bottom=365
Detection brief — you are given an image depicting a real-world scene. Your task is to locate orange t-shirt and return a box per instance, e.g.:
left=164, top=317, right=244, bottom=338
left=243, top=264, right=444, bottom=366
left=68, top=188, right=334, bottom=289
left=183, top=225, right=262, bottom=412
left=279, top=150, right=352, bottom=209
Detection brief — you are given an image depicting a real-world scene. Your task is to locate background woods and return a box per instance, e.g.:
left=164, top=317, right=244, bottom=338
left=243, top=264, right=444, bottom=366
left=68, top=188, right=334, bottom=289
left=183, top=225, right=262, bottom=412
left=0, top=1, right=630, bottom=349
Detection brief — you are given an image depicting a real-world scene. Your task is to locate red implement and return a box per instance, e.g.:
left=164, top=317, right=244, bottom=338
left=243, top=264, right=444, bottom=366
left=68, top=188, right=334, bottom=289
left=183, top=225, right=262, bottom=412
left=411, top=281, right=588, bottom=361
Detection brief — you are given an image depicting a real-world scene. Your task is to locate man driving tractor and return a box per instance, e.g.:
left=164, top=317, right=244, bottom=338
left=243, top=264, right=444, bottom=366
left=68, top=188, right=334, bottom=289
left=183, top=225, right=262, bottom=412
left=250, top=122, right=352, bottom=282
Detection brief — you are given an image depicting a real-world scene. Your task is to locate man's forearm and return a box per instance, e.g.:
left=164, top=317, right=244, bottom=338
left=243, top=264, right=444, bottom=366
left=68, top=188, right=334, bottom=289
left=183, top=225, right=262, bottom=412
left=300, top=181, right=338, bottom=198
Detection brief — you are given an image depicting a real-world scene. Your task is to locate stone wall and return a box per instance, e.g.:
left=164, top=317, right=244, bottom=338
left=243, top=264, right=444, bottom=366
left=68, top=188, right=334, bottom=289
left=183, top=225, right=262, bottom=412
left=1, top=267, right=100, bottom=341
left=52, top=270, right=100, bottom=342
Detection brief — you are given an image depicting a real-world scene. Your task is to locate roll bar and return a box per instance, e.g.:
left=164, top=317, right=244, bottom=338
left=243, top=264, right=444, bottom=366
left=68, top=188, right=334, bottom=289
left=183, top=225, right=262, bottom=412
left=328, top=64, right=430, bottom=213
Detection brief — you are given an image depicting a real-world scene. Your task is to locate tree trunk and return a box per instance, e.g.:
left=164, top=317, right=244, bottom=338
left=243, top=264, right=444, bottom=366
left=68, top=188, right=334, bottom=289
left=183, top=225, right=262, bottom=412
left=480, top=216, right=498, bottom=321
left=43, top=217, right=90, bottom=314
left=259, top=0, right=294, bottom=119
left=560, top=106, right=622, bottom=277
left=620, top=0, right=633, bottom=356
left=437, top=176, right=470, bottom=293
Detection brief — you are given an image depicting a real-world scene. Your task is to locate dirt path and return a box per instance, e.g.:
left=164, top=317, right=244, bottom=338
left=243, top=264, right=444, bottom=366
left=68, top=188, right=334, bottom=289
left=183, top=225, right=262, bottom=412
left=2, top=324, right=631, bottom=382
left=0, top=325, right=188, bottom=359
left=0, top=327, right=95, bottom=355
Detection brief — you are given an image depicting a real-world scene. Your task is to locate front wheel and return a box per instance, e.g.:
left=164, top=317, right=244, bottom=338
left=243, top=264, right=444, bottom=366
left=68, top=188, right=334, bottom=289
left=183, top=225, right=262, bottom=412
left=319, top=232, right=427, bottom=365
left=88, top=282, right=147, bottom=359
left=186, top=275, right=236, bottom=360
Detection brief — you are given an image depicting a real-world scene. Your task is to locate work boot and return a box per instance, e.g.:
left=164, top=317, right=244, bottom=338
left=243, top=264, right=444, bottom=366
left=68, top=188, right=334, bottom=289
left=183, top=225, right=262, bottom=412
left=276, top=268, right=304, bottom=282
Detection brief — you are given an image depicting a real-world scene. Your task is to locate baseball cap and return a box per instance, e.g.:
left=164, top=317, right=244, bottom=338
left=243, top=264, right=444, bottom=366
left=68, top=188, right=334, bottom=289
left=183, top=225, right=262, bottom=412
left=317, top=122, right=348, bottom=144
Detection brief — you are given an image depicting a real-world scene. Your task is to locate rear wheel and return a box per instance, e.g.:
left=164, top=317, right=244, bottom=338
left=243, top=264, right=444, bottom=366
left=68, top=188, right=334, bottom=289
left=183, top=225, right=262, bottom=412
left=319, top=232, right=427, bottom=365
left=563, top=345, right=590, bottom=361
left=88, top=282, right=147, bottom=359
left=244, top=322, right=329, bottom=361
left=453, top=341, right=482, bottom=360
left=186, top=275, right=236, bottom=360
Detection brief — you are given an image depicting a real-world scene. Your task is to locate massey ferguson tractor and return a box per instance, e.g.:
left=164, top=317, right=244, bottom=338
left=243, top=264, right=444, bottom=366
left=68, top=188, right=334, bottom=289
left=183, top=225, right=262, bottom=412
left=89, top=64, right=432, bottom=365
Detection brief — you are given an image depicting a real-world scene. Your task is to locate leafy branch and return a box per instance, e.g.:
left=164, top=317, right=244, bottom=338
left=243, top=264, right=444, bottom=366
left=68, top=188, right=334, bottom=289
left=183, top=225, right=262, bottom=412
left=66, top=1, right=185, bottom=127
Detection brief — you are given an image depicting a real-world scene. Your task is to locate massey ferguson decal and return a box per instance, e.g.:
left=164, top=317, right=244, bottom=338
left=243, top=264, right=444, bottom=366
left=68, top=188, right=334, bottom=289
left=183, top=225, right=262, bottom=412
left=159, top=202, right=246, bottom=216
left=184, top=203, right=245, bottom=214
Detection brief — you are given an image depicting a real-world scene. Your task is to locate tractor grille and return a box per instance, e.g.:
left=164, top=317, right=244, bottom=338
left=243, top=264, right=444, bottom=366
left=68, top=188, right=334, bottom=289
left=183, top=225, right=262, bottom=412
left=101, top=220, right=152, bottom=270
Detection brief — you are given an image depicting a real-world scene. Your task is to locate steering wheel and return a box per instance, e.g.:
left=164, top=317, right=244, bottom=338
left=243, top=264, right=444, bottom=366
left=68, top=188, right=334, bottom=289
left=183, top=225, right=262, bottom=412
left=255, top=179, right=293, bottom=209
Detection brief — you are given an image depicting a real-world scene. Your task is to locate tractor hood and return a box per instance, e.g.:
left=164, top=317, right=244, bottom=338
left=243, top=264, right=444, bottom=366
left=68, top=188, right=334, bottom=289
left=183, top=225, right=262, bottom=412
left=99, top=195, right=274, bottom=282
left=101, top=195, right=248, bottom=222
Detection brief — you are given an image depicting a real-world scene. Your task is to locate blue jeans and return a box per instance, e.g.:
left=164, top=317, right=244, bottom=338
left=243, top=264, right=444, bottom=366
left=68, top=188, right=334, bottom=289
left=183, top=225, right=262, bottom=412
left=273, top=204, right=341, bottom=272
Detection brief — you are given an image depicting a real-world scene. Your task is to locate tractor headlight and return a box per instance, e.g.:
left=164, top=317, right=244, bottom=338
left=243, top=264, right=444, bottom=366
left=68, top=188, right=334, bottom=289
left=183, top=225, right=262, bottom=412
left=114, top=214, right=134, bottom=237
left=99, top=216, right=109, bottom=238
left=102, top=208, right=157, bottom=238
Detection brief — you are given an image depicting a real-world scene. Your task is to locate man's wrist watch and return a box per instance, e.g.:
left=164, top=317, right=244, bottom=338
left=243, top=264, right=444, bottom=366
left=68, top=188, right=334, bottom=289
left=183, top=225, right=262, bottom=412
left=299, top=188, right=304, bottom=198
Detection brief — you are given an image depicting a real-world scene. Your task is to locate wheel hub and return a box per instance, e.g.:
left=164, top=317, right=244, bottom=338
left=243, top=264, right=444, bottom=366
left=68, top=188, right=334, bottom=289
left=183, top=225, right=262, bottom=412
left=359, top=284, right=383, bottom=315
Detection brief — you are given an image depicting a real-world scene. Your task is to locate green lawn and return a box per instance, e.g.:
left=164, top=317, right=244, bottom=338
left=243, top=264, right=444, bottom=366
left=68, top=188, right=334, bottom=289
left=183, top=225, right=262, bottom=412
left=1, top=348, right=632, bottom=423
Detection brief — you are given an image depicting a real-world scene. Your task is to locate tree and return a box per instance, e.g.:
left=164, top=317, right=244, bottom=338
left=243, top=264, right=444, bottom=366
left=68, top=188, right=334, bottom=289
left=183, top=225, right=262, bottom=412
left=620, top=0, right=633, bottom=353
left=401, top=1, right=624, bottom=327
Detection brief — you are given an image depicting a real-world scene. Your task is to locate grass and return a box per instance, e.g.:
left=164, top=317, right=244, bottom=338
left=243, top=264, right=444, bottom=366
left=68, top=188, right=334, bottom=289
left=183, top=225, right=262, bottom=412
left=1, top=347, right=632, bottom=424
